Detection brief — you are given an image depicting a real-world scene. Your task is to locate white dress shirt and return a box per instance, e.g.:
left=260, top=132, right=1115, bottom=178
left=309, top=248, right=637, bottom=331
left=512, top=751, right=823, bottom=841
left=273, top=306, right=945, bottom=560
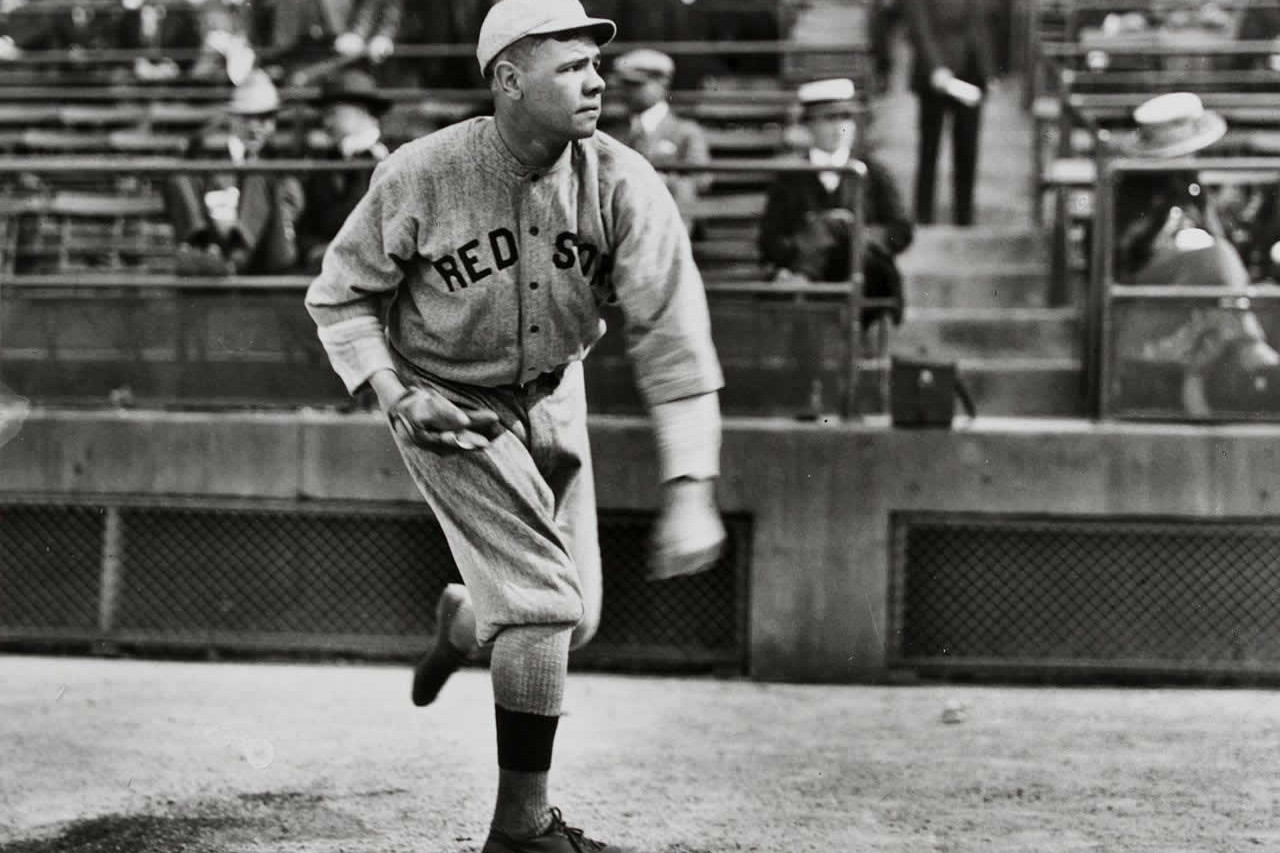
left=808, top=145, right=851, bottom=194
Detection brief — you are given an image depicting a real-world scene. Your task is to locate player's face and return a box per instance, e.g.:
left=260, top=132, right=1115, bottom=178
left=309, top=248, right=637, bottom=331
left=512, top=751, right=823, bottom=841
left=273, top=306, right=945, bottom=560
left=519, top=34, right=606, bottom=140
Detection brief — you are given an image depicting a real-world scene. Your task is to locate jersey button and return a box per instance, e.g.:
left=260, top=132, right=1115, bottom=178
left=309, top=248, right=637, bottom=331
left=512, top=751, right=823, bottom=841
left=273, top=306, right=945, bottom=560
left=530, top=324, right=540, bottom=333
left=529, top=281, right=539, bottom=290
left=529, top=226, right=540, bottom=236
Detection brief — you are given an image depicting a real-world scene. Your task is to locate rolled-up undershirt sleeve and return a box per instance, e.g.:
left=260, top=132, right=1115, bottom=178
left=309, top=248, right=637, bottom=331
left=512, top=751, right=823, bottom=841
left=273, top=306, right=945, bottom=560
left=609, top=164, right=724, bottom=408
left=305, top=157, right=417, bottom=393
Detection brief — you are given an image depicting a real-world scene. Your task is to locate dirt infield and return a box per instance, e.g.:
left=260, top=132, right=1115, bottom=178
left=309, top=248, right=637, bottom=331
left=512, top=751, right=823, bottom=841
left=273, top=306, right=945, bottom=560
left=2, top=655, right=1278, bottom=853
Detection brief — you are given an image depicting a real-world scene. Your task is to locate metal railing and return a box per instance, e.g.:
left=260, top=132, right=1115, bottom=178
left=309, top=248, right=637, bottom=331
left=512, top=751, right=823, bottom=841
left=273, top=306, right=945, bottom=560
left=0, top=157, right=893, bottom=419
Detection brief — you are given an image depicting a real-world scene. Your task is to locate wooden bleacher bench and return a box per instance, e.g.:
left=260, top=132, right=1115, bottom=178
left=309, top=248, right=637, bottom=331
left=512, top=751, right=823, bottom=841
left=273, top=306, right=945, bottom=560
left=2, top=190, right=171, bottom=274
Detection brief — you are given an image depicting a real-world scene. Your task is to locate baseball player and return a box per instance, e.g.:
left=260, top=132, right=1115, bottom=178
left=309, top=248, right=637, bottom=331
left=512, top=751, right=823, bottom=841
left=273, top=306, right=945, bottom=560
left=304, top=0, right=725, bottom=849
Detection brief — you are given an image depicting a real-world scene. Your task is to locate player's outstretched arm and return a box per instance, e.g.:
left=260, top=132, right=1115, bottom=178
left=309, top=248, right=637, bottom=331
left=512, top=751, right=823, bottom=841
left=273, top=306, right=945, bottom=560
left=606, top=157, right=727, bottom=580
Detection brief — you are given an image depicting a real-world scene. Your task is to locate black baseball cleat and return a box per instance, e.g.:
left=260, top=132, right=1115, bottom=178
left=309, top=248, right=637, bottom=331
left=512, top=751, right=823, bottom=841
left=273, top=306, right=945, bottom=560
left=482, top=808, right=634, bottom=853
left=410, top=584, right=468, bottom=707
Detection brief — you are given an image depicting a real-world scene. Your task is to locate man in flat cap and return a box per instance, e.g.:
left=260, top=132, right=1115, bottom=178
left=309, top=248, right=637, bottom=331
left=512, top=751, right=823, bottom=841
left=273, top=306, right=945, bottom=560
left=305, top=0, right=724, bottom=849
left=759, top=77, right=913, bottom=328
left=612, top=47, right=711, bottom=233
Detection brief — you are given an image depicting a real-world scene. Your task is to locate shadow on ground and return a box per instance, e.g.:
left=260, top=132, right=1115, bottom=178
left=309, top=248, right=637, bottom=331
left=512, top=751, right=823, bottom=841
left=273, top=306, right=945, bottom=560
left=0, top=791, right=373, bottom=853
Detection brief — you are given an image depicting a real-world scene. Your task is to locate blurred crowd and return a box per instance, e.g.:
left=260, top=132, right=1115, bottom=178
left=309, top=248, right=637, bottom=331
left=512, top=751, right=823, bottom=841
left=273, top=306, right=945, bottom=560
left=0, top=0, right=491, bottom=87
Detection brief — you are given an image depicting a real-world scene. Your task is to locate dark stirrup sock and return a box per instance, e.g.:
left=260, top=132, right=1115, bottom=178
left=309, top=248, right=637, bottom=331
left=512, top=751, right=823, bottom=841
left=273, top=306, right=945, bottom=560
left=491, top=706, right=560, bottom=838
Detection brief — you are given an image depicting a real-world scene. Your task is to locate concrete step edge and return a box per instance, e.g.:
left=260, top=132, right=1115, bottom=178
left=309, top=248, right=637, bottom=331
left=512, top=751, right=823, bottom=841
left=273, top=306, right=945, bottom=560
left=904, top=307, right=1080, bottom=321
left=901, top=262, right=1050, bottom=276
left=951, top=358, right=1082, bottom=371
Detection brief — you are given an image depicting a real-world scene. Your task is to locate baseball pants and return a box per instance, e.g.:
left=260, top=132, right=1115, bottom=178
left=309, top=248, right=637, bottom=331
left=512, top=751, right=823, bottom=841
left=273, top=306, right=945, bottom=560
left=388, top=355, right=602, bottom=650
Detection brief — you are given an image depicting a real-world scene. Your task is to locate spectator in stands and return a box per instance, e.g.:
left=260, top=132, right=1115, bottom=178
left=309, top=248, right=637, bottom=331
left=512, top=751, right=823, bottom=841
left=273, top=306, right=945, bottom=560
left=869, top=0, right=902, bottom=96
left=333, top=0, right=401, bottom=65
left=298, top=69, right=391, bottom=272
left=121, top=0, right=203, bottom=81
left=1112, top=92, right=1280, bottom=417
left=189, top=0, right=258, bottom=84
left=1113, top=93, right=1242, bottom=284
left=255, top=0, right=348, bottom=73
left=165, top=70, right=305, bottom=276
left=612, top=49, right=710, bottom=234
left=1235, top=0, right=1280, bottom=71
left=759, top=78, right=912, bottom=329
left=2, top=0, right=130, bottom=68
left=901, top=0, right=998, bottom=226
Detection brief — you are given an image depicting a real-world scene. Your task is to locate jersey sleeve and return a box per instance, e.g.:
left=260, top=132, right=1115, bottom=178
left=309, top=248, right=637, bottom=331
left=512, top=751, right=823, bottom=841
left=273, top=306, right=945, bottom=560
left=304, top=156, right=418, bottom=393
left=608, top=159, right=724, bottom=409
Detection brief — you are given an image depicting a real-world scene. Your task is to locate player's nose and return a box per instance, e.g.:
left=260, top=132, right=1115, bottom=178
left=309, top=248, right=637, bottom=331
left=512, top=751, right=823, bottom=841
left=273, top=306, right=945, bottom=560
left=584, top=64, right=605, bottom=96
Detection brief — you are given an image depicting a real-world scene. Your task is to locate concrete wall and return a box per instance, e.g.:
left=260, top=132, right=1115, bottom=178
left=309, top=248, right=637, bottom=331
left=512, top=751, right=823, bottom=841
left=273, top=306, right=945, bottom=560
left=5, top=410, right=1280, bottom=681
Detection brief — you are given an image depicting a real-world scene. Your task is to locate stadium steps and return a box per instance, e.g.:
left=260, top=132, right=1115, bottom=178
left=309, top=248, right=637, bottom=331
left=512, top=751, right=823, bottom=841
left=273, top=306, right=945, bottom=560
left=893, top=224, right=1087, bottom=416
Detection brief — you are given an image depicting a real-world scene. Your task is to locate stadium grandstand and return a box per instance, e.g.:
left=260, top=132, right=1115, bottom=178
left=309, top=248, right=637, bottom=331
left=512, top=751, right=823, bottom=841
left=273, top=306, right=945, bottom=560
left=3, top=0, right=1280, bottom=690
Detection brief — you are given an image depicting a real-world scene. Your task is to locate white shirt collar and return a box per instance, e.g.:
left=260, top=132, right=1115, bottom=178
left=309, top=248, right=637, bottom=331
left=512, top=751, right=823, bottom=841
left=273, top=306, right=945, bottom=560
left=228, top=134, right=247, bottom=164
left=339, top=126, right=385, bottom=159
left=808, top=145, right=851, bottom=168
left=809, top=145, right=851, bottom=193
left=637, top=100, right=670, bottom=135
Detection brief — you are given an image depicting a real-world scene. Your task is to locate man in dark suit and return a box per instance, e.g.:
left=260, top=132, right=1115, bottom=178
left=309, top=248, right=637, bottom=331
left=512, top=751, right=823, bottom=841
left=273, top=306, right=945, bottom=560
left=164, top=70, right=305, bottom=276
left=758, top=78, right=913, bottom=328
left=298, top=68, right=391, bottom=272
left=901, top=0, right=998, bottom=225
left=612, top=49, right=710, bottom=234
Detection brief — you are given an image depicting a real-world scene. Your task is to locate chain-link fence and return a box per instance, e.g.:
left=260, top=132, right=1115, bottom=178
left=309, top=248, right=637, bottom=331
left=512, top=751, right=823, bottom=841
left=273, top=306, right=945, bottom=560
left=889, top=512, right=1280, bottom=680
left=0, top=499, right=750, bottom=672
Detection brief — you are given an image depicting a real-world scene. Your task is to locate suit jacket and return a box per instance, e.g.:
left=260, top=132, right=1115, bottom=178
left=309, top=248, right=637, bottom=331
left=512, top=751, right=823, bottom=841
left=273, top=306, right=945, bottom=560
left=119, top=3, right=202, bottom=52
left=9, top=4, right=126, bottom=51
left=298, top=145, right=386, bottom=269
left=261, top=0, right=349, bottom=50
left=759, top=153, right=913, bottom=271
left=619, top=109, right=711, bottom=233
left=165, top=140, right=305, bottom=274
left=758, top=154, right=912, bottom=324
left=901, top=0, right=998, bottom=92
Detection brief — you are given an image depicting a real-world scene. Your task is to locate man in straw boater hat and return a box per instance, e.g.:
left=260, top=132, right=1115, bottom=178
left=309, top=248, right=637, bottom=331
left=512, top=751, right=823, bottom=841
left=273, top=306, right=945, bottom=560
left=759, top=77, right=912, bottom=329
left=305, top=0, right=726, bottom=848
left=298, top=68, right=393, bottom=271
left=166, top=68, right=305, bottom=276
left=1111, top=91, right=1280, bottom=417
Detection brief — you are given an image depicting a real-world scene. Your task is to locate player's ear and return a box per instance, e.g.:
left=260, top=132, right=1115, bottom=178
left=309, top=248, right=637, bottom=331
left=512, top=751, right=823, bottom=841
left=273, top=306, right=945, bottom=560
left=492, top=59, right=523, bottom=101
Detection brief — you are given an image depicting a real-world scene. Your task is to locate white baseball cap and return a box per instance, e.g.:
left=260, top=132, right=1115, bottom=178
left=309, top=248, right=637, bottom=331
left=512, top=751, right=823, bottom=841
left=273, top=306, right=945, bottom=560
left=477, top=0, right=617, bottom=75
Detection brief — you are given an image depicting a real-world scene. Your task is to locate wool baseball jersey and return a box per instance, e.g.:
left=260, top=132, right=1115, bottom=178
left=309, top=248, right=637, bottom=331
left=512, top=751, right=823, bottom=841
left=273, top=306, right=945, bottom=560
left=305, top=116, right=723, bottom=409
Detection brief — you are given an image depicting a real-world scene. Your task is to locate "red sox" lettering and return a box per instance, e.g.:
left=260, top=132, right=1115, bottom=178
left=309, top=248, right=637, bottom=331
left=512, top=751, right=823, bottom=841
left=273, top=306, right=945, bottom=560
left=427, top=228, right=613, bottom=297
